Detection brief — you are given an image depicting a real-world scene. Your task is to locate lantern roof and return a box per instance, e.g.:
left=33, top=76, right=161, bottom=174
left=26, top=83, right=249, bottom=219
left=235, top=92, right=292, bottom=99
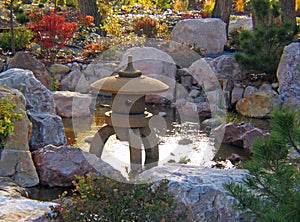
left=90, top=56, right=169, bottom=94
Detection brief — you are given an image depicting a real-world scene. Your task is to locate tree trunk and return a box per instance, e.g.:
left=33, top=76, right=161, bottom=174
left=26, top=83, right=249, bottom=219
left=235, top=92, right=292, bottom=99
left=212, top=0, right=233, bottom=37
left=10, top=0, right=15, bottom=55
left=78, top=0, right=105, bottom=35
left=22, top=0, right=32, bottom=4
left=188, top=0, right=197, bottom=10
left=279, top=0, right=296, bottom=24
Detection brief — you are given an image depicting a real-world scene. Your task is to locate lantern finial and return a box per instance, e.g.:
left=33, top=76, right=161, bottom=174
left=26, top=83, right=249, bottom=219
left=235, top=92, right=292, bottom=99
left=118, top=55, right=142, bottom=78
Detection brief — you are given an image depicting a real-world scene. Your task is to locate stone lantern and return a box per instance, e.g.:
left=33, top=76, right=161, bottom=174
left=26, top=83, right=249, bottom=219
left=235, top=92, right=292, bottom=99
left=90, top=56, right=169, bottom=172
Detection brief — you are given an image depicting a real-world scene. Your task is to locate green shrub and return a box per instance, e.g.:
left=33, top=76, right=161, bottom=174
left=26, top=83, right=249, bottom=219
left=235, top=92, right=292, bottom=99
left=16, top=13, right=30, bottom=25
left=57, top=0, right=66, bottom=6
left=134, top=16, right=158, bottom=38
left=155, top=0, right=171, bottom=10
left=0, top=96, right=22, bottom=149
left=0, top=26, right=33, bottom=52
left=232, top=0, right=297, bottom=81
left=65, top=0, right=78, bottom=7
left=57, top=174, right=186, bottom=221
left=224, top=107, right=300, bottom=221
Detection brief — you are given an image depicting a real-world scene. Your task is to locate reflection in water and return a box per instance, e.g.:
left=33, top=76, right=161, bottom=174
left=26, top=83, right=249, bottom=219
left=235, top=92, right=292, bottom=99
left=27, top=185, right=71, bottom=201
left=63, top=101, right=253, bottom=178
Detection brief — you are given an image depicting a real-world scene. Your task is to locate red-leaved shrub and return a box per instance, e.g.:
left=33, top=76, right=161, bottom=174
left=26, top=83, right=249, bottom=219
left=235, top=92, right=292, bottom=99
left=27, top=12, right=78, bottom=62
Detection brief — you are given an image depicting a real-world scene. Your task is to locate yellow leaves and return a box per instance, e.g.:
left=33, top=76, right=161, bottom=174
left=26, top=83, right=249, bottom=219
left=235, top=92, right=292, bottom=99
left=0, top=96, right=22, bottom=147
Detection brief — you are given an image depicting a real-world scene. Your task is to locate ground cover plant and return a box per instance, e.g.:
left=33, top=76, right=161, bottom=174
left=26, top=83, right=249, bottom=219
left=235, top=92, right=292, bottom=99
left=55, top=174, right=187, bottom=221
left=224, top=107, right=300, bottom=221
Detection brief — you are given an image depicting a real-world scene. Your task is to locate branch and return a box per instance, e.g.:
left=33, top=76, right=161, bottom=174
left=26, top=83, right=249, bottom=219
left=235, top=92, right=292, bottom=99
left=287, top=132, right=300, bottom=155
left=252, top=170, right=288, bottom=205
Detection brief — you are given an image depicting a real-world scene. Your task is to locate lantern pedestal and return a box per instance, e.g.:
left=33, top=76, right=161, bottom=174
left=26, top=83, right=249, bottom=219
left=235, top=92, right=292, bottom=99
left=90, top=123, right=159, bottom=173
left=89, top=56, right=168, bottom=173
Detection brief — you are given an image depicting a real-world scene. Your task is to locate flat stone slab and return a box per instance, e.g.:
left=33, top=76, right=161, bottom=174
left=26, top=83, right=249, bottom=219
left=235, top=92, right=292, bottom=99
left=52, top=91, right=93, bottom=118
left=0, top=177, right=56, bottom=221
left=139, top=165, right=248, bottom=222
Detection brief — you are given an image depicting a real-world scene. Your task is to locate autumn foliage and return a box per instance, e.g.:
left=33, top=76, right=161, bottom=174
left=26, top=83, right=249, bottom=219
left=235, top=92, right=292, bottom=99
left=27, top=12, right=78, bottom=62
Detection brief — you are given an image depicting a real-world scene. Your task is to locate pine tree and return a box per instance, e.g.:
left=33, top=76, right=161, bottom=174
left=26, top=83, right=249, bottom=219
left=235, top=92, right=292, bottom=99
left=224, top=107, right=300, bottom=221
left=233, top=0, right=297, bottom=82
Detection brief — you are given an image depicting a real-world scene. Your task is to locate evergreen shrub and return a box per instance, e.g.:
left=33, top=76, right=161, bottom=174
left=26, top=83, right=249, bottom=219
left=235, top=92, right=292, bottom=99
left=232, top=0, right=298, bottom=81
left=0, top=26, right=33, bottom=51
left=224, top=107, right=300, bottom=221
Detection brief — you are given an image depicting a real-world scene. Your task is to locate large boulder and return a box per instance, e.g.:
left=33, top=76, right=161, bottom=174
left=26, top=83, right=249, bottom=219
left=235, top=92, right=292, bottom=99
left=244, top=86, right=259, bottom=98
left=52, top=91, right=93, bottom=118
left=236, top=90, right=281, bottom=118
left=83, top=61, right=118, bottom=84
left=187, top=58, right=221, bottom=92
left=139, top=165, right=248, bottom=221
left=205, top=55, right=244, bottom=81
left=0, top=87, right=39, bottom=187
left=171, top=18, right=227, bottom=55
left=214, top=122, right=269, bottom=152
left=0, top=177, right=56, bottom=221
left=32, top=145, right=124, bottom=187
left=49, top=63, right=70, bottom=75
left=60, top=68, right=90, bottom=93
left=0, top=69, right=66, bottom=150
left=228, top=16, right=253, bottom=33
left=180, top=102, right=217, bottom=118
left=117, top=47, right=177, bottom=103
left=0, top=68, right=55, bottom=113
left=231, top=86, right=244, bottom=105
left=29, top=113, right=66, bottom=150
left=277, top=42, right=300, bottom=109
left=186, top=58, right=225, bottom=110
left=8, top=51, right=51, bottom=89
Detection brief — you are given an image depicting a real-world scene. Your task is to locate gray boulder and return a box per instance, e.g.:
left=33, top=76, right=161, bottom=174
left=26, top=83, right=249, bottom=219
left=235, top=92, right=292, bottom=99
left=29, top=113, right=66, bottom=150
left=0, top=86, right=39, bottom=187
left=60, top=68, right=90, bottom=93
left=231, top=87, right=244, bottom=105
left=32, top=145, right=124, bottom=187
left=277, top=42, right=300, bottom=109
left=244, top=86, right=259, bottom=98
left=139, top=165, right=248, bottom=222
left=228, top=16, right=253, bottom=33
left=0, top=68, right=66, bottom=150
left=187, top=58, right=221, bottom=92
left=0, top=177, right=56, bottom=221
left=49, top=63, right=70, bottom=75
left=171, top=18, right=227, bottom=55
left=0, top=68, right=55, bottom=113
left=83, top=61, right=118, bottom=84
left=8, top=51, right=51, bottom=89
left=52, top=91, right=93, bottom=118
left=205, top=55, right=244, bottom=81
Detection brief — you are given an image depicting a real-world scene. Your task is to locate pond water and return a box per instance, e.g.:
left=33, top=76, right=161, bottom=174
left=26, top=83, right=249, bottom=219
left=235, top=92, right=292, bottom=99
left=27, top=97, right=270, bottom=201
left=62, top=96, right=269, bottom=179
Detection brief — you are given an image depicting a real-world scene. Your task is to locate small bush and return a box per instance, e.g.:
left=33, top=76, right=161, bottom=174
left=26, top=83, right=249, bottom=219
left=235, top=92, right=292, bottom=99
left=16, top=13, right=30, bottom=25
left=134, top=16, right=158, bottom=38
left=57, top=174, right=186, bottom=221
left=0, top=26, right=33, bottom=51
left=27, top=12, right=78, bottom=63
left=0, top=96, right=22, bottom=149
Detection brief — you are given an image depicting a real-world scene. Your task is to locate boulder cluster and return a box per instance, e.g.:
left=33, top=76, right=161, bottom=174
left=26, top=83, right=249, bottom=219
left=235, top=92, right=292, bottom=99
left=0, top=18, right=299, bottom=221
